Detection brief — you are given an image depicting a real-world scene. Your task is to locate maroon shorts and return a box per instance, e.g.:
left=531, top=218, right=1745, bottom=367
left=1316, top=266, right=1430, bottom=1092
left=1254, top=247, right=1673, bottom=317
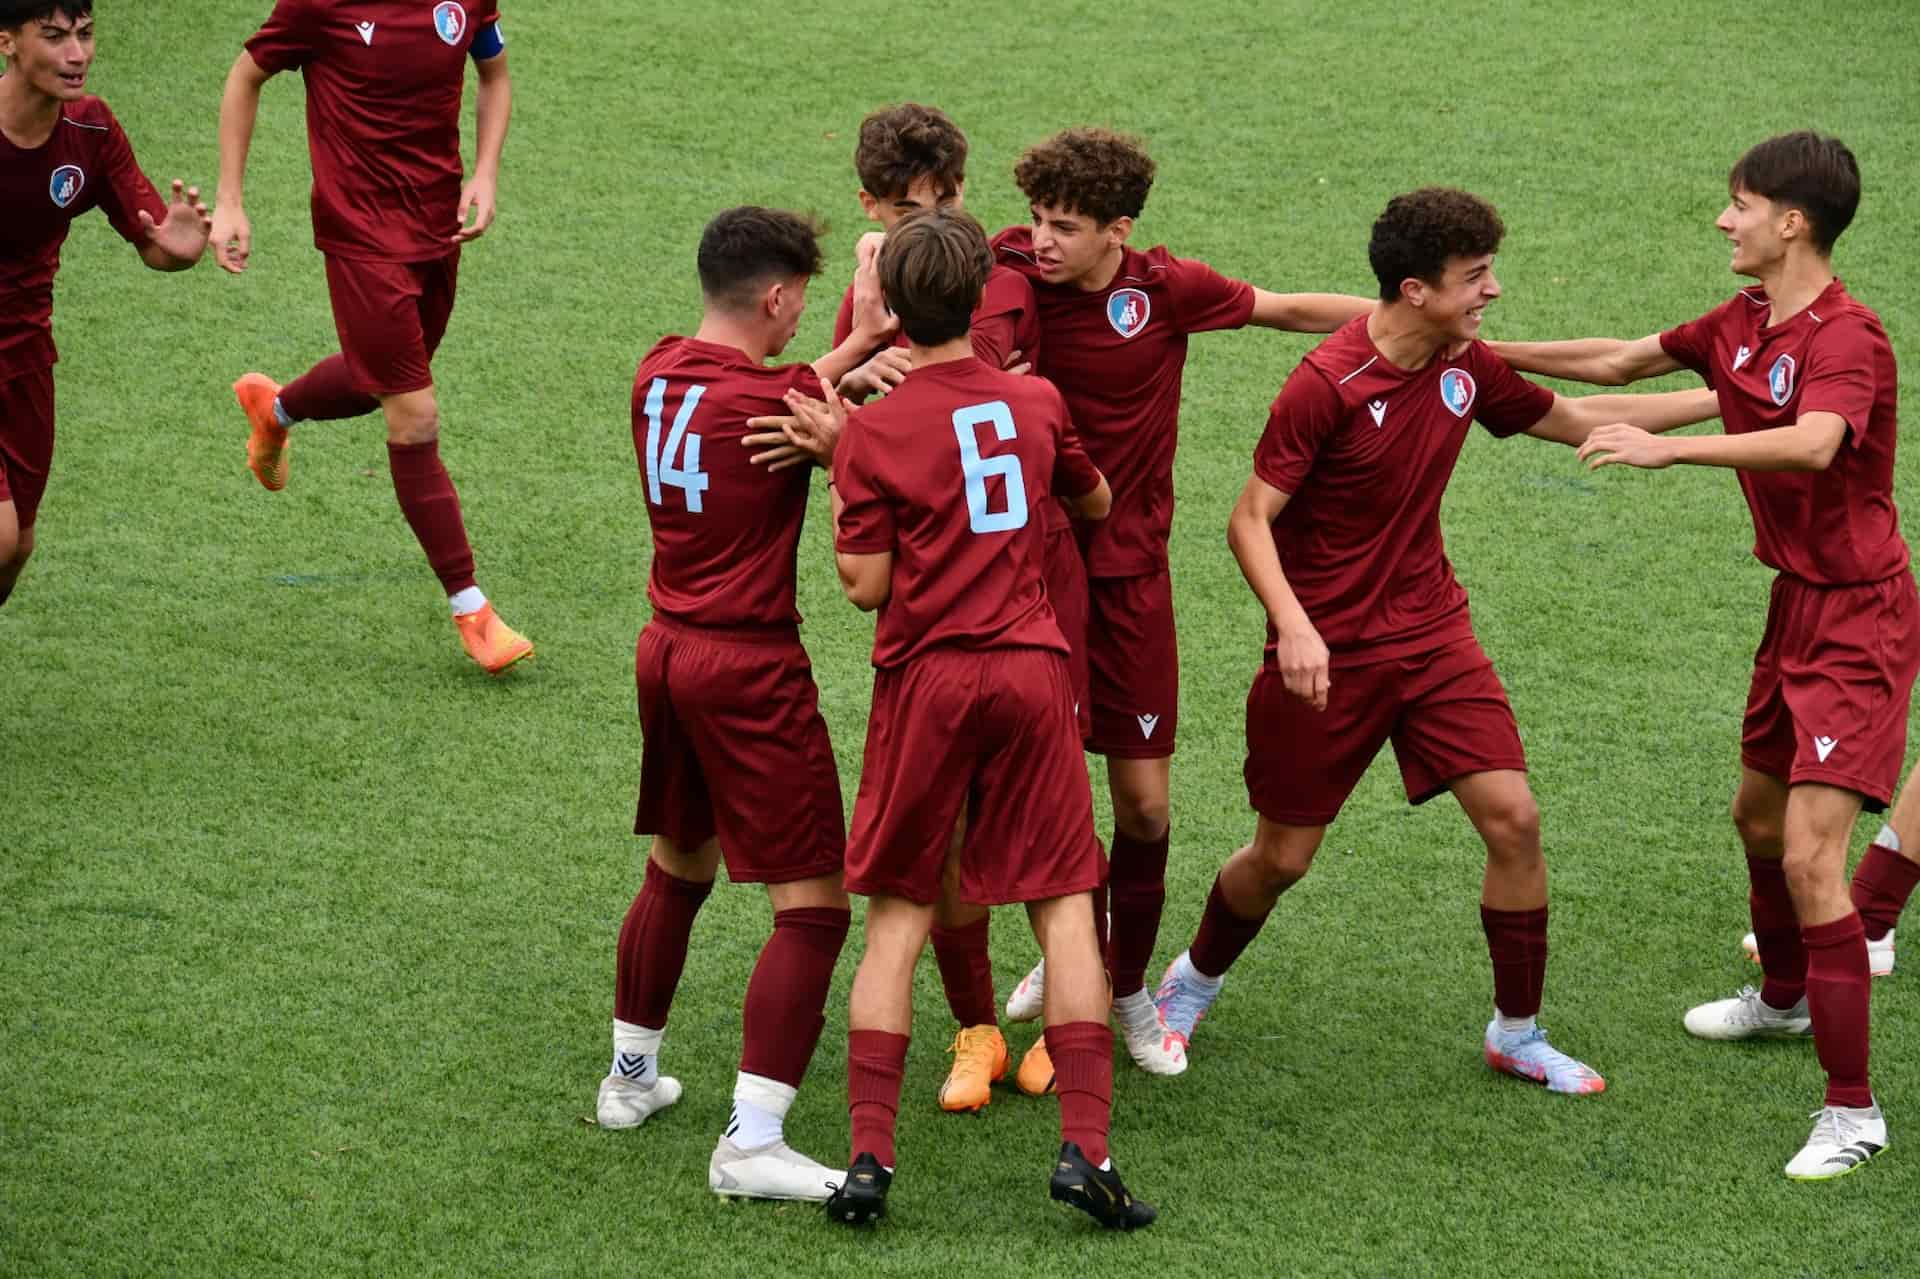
left=845, top=646, right=1104, bottom=906
left=1086, top=570, right=1178, bottom=758
left=1244, top=636, right=1527, bottom=827
left=1043, top=522, right=1092, bottom=742
left=633, top=618, right=845, bottom=883
left=0, top=366, right=55, bottom=530
left=1741, top=572, right=1920, bottom=809
left=324, top=252, right=460, bottom=396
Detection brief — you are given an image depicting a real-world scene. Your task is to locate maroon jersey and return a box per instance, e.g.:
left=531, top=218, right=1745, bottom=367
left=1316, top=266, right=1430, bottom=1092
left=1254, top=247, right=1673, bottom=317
left=1660, top=281, right=1906, bottom=585
left=835, top=356, right=1102, bottom=668
left=0, top=95, right=164, bottom=380
left=245, top=0, right=503, bottom=262
left=832, top=263, right=1042, bottom=374
left=1254, top=317, right=1554, bottom=667
left=994, top=225, right=1254, bottom=576
left=632, top=336, right=820, bottom=628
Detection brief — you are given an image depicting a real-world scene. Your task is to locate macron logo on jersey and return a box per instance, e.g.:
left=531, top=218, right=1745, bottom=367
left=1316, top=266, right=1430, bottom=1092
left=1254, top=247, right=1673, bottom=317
left=1107, top=288, right=1151, bottom=339
left=1439, top=368, right=1476, bottom=418
left=1814, top=734, right=1839, bottom=763
left=1733, top=344, right=1753, bottom=371
left=355, top=20, right=376, bottom=43
left=1136, top=713, right=1160, bottom=740
left=1366, top=399, right=1388, bottom=427
left=48, top=164, right=83, bottom=209
left=432, top=1, right=467, bottom=45
left=1769, top=354, right=1797, bottom=406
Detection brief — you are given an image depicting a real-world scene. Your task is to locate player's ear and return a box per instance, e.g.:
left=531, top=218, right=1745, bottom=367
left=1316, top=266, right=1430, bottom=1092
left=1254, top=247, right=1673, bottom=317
left=1106, top=215, right=1135, bottom=249
left=1400, top=276, right=1426, bottom=309
left=763, top=279, right=785, bottom=320
left=1778, top=205, right=1806, bottom=244
left=857, top=190, right=883, bottom=223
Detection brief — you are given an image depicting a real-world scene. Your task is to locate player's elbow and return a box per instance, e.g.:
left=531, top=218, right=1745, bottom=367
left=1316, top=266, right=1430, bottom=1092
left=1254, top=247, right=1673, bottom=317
left=1069, top=479, right=1111, bottom=521
left=836, top=557, right=888, bottom=610
left=1801, top=432, right=1844, bottom=472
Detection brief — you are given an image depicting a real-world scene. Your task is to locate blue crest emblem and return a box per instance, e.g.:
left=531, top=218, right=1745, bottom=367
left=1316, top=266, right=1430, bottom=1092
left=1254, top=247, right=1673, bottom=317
left=49, top=164, right=84, bottom=209
left=1106, top=287, right=1150, bottom=339
left=1438, top=368, right=1476, bottom=418
left=1768, top=353, right=1796, bottom=407
left=432, top=1, right=467, bottom=44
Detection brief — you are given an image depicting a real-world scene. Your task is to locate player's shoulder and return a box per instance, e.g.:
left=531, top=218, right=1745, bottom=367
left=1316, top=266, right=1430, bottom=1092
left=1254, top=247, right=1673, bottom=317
left=636, top=335, right=798, bottom=395
left=1113, top=243, right=1180, bottom=289
left=982, top=263, right=1036, bottom=303
left=1813, top=284, right=1889, bottom=340
left=1296, top=317, right=1376, bottom=397
left=992, top=226, right=1044, bottom=280
left=59, top=95, right=121, bottom=135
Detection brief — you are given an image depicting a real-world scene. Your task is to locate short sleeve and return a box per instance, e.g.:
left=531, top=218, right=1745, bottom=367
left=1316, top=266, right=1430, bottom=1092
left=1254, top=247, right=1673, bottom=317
left=1799, top=313, right=1880, bottom=443
left=1470, top=349, right=1556, bottom=439
left=244, top=0, right=318, bottom=73
left=1251, top=364, right=1344, bottom=495
left=785, top=362, right=825, bottom=400
left=1050, top=396, right=1102, bottom=500
left=1168, top=255, right=1255, bottom=335
left=833, top=413, right=897, bottom=554
left=968, top=269, right=1037, bottom=372
left=1658, top=300, right=1735, bottom=386
left=92, top=112, right=165, bottom=247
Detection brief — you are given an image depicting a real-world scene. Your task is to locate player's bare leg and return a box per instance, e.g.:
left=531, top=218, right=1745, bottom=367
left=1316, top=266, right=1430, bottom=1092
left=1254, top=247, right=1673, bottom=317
left=0, top=503, right=29, bottom=610
left=1099, top=755, right=1181, bottom=1073
left=378, top=386, right=530, bottom=673
left=930, top=821, right=1008, bottom=1113
left=1454, top=770, right=1602, bottom=1095
left=1699, top=770, right=1816, bottom=1037
left=600, top=835, right=719, bottom=1129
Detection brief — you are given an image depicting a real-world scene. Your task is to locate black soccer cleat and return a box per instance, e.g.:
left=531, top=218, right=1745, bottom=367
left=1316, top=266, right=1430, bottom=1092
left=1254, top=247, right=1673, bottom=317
left=825, top=1152, right=891, bottom=1226
left=1048, top=1141, right=1156, bottom=1230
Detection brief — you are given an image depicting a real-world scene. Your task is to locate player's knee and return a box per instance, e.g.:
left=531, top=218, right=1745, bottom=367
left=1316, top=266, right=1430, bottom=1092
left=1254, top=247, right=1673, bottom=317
left=1781, top=838, right=1847, bottom=901
left=381, top=393, right=441, bottom=444
left=0, top=524, right=17, bottom=569
left=1113, top=792, right=1170, bottom=841
left=1246, top=836, right=1315, bottom=889
left=1730, top=794, right=1784, bottom=852
left=1479, top=793, right=1542, bottom=863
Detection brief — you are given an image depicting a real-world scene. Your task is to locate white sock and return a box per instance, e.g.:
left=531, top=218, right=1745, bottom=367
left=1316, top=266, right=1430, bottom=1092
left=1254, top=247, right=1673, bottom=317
left=1496, top=1008, right=1537, bottom=1035
left=272, top=396, right=295, bottom=429
left=1877, top=824, right=1903, bottom=854
left=727, top=1072, right=795, bottom=1149
left=612, top=1019, right=662, bottom=1086
left=1178, top=950, right=1225, bottom=990
left=448, top=586, right=487, bottom=617
left=1112, top=988, right=1156, bottom=1024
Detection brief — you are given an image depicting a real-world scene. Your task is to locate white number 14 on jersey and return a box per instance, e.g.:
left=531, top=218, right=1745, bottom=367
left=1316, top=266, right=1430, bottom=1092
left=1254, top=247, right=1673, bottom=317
left=642, top=377, right=709, bottom=512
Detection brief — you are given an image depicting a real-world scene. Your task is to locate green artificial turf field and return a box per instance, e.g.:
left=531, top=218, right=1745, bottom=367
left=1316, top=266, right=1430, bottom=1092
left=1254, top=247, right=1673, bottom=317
left=6, top=1, right=1920, bottom=1273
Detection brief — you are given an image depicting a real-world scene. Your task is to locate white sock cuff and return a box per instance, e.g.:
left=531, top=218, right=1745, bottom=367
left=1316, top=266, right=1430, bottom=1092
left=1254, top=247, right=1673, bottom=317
left=1877, top=824, right=1903, bottom=853
left=1182, top=951, right=1225, bottom=988
left=613, top=1019, right=663, bottom=1055
left=733, top=1072, right=798, bottom=1117
left=449, top=586, right=488, bottom=616
left=1111, top=988, right=1154, bottom=1014
left=1494, top=1008, right=1537, bottom=1034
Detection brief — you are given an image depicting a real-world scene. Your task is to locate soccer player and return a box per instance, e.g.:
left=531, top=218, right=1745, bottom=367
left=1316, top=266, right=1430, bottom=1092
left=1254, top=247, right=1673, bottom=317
left=209, top=1, right=530, bottom=674
left=1489, top=132, right=1916, bottom=1179
left=990, top=127, right=1375, bottom=1086
left=1147, top=187, right=1724, bottom=1103
left=783, top=207, right=1150, bottom=1229
left=0, top=0, right=210, bottom=610
left=597, top=205, right=897, bottom=1203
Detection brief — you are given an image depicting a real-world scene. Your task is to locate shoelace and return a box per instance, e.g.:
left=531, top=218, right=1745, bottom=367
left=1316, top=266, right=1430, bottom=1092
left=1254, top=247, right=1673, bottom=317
left=1806, top=1107, right=1862, bottom=1149
left=1155, top=974, right=1212, bottom=1034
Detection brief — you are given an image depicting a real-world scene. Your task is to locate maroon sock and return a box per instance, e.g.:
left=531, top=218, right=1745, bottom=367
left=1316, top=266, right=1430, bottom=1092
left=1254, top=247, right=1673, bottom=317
left=387, top=440, right=478, bottom=595
left=1480, top=905, right=1549, bottom=1019
left=1850, top=843, right=1920, bottom=943
left=1803, top=913, right=1874, bottom=1109
left=1190, top=874, right=1275, bottom=979
left=277, top=354, right=378, bottom=422
left=739, top=907, right=850, bottom=1087
left=1045, top=1020, right=1113, bottom=1166
left=1748, top=854, right=1807, bottom=1009
left=1106, top=831, right=1170, bottom=998
left=612, top=861, right=713, bottom=1028
left=930, top=916, right=997, bottom=1028
left=848, top=1029, right=908, bottom=1168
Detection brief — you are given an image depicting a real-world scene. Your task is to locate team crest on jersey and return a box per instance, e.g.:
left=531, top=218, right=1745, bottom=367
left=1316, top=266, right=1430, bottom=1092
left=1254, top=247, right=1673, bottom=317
left=1438, top=368, right=1476, bottom=418
left=432, top=1, right=467, bottom=44
left=1768, top=353, right=1796, bottom=406
left=1106, top=288, right=1151, bottom=339
left=48, top=164, right=84, bottom=209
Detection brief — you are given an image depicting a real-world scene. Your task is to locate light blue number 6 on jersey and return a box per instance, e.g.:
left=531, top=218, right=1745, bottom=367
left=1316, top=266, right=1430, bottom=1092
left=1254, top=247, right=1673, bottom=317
left=952, top=400, right=1028, bottom=534
left=642, top=377, right=709, bottom=512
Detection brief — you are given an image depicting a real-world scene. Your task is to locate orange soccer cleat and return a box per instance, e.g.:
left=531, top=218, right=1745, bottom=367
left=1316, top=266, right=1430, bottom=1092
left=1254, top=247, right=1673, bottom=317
left=233, top=372, right=289, bottom=492
left=1015, top=1034, right=1056, bottom=1097
left=937, top=1025, right=1009, bottom=1113
left=453, top=602, right=533, bottom=675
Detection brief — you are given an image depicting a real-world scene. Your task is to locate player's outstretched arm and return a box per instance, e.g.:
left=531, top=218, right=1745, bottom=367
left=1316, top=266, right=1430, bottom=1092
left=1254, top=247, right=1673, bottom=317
left=1487, top=334, right=1680, bottom=386
left=454, top=50, right=511, bottom=243
left=1227, top=475, right=1328, bottom=711
left=814, top=249, right=900, bottom=388
left=1577, top=412, right=1848, bottom=475
left=1247, top=290, right=1374, bottom=334
left=136, top=180, right=213, bottom=270
left=211, top=52, right=273, bottom=274
left=1525, top=387, right=1721, bottom=447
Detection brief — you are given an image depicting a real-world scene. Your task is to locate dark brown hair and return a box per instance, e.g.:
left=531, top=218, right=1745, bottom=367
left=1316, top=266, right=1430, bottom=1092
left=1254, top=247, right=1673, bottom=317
left=0, top=1, right=92, bottom=27
left=696, top=206, right=825, bottom=312
left=1013, top=127, right=1155, bottom=224
left=1368, top=188, right=1505, bottom=302
left=1729, top=131, right=1859, bottom=254
left=878, top=207, right=993, bottom=346
left=855, top=104, right=968, bottom=201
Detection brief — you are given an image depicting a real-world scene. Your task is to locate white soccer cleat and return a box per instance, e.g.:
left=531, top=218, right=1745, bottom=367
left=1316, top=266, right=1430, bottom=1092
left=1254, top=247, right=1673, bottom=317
left=1150, top=952, right=1222, bottom=1069
left=1006, top=960, right=1046, bottom=1022
left=1683, top=985, right=1813, bottom=1041
left=596, top=1074, right=682, bottom=1129
left=708, top=1136, right=842, bottom=1202
left=1482, top=1020, right=1606, bottom=1094
left=1113, top=988, right=1186, bottom=1075
left=1742, top=929, right=1894, bottom=977
left=1785, top=1104, right=1887, bottom=1180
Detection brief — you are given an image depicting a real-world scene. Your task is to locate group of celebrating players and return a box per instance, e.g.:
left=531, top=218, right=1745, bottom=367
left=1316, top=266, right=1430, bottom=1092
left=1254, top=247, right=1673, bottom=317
left=5, top=0, right=1918, bottom=1234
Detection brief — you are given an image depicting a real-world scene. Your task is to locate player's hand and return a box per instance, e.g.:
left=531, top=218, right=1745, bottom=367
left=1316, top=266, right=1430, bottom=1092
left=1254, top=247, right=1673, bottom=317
left=781, top=376, right=851, bottom=464
left=841, top=347, right=912, bottom=399
left=453, top=175, right=497, bottom=243
left=1273, top=619, right=1331, bottom=711
left=855, top=229, right=886, bottom=271
left=1002, top=348, right=1032, bottom=377
left=1576, top=423, right=1673, bottom=471
left=742, top=419, right=815, bottom=472
left=139, top=180, right=213, bottom=264
left=210, top=202, right=251, bottom=274
left=849, top=239, right=898, bottom=345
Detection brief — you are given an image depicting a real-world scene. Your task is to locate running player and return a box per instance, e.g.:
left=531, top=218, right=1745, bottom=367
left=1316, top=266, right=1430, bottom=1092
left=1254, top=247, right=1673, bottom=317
left=210, top=1, right=529, bottom=673
left=785, top=207, right=1150, bottom=1229
left=0, top=0, right=210, bottom=610
left=1490, top=132, right=1915, bottom=1179
left=991, top=127, right=1374, bottom=1087
left=1148, top=187, right=1722, bottom=1103
left=597, top=205, right=896, bottom=1203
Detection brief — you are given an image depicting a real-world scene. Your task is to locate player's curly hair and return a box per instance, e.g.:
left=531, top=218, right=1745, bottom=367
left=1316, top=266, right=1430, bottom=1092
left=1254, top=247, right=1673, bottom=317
left=1729, top=131, right=1858, bottom=254
left=1367, top=188, right=1505, bottom=302
left=879, top=207, right=993, bottom=346
left=1013, top=127, right=1156, bottom=224
left=0, top=0, right=92, bottom=27
left=696, top=206, right=825, bottom=312
left=855, top=104, right=968, bottom=201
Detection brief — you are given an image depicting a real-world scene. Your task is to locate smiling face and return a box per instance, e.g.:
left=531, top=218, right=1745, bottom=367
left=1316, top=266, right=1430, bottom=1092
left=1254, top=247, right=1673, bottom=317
left=1028, top=202, right=1129, bottom=289
left=1406, top=252, right=1502, bottom=343
left=0, top=8, right=95, bottom=103
left=1716, top=186, right=1797, bottom=278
